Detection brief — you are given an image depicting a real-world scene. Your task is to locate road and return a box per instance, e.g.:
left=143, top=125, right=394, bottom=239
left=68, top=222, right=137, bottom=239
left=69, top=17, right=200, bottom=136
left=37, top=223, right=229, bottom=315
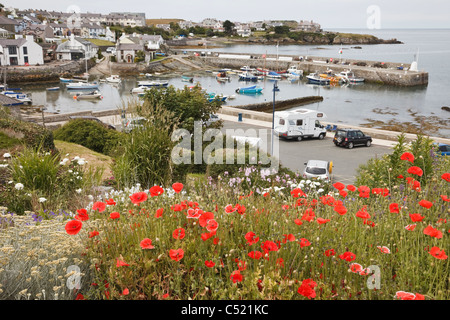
left=220, top=120, right=392, bottom=184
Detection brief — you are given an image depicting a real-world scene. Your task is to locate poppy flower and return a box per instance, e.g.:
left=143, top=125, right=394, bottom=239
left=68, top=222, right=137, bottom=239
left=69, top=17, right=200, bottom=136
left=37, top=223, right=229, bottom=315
left=110, top=212, right=120, bottom=219
left=205, top=260, right=215, bottom=268
left=282, top=234, right=296, bottom=243
left=201, top=231, right=216, bottom=241
left=206, top=219, right=219, bottom=232
left=130, top=192, right=148, bottom=205
left=235, top=204, right=246, bottom=215
left=346, top=184, right=356, bottom=192
left=389, top=203, right=400, bottom=214
left=297, top=279, right=317, bottom=299
left=199, top=211, right=214, bottom=227
left=75, top=293, right=85, bottom=300
left=409, top=213, right=424, bottom=222
left=172, top=228, right=186, bottom=240
left=224, top=204, right=236, bottom=213
left=377, top=246, right=391, bottom=254
left=428, top=246, right=447, bottom=260
left=75, top=208, right=89, bottom=221
left=92, top=201, right=106, bottom=212
left=334, top=205, right=347, bottom=216
left=122, top=288, right=129, bottom=296
left=418, top=199, right=433, bottom=209
left=248, top=251, right=263, bottom=260
left=149, top=185, right=164, bottom=197
left=356, top=207, right=371, bottom=220
left=405, top=224, right=416, bottom=231
left=230, top=270, right=243, bottom=283
left=407, top=166, right=423, bottom=177
left=339, top=190, right=348, bottom=198
left=317, top=218, right=330, bottom=225
left=349, top=263, right=363, bottom=274
left=299, top=238, right=311, bottom=248
left=324, top=249, right=335, bottom=256
left=155, top=208, right=164, bottom=218
left=423, top=225, right=443, bottom=239
left=89, top=230, right=99, bottom=238
left=301, top=208, right=315, bottom=222
left=333, top=182, right=345, bottom=191
left=339, top=251, right=356, bottom=262
left=276, top=258, right=284, bottom=267
left=261, top=240, right=279, bottom=253
left=187, top=208, right=202, bottom=219
left=116, top=259, right=129, bottom=267
left=442, top=173, right=450, bottom=182
left=106, top=198, right=116, bottom=205
left=441, top=195, right=450, bottom=202
left=169, top=248, right=184, bottom=261
left=65, top=219, right=82, bottom=235
left=291, top=188, right=306, bottom=198
left=294, top=219, right=303, bottom=226
left=358, top=186, right=370, bottom=198
left=245, top=232, right=259, bottom=246
left=140, top=238, right=155, bottom=249
left=400, top=152, right=415, bottom=163
left=172, top=182, right=184, bottom=193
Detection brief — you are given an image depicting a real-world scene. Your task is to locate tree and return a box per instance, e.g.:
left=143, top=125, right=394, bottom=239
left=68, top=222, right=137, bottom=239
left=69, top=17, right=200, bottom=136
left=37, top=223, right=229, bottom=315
left=223, top=20, right=235, bottom=36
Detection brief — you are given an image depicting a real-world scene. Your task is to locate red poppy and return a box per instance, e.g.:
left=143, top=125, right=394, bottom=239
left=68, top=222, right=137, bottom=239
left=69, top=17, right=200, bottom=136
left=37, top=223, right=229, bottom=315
left=245, top=231, right=260, bottom=245
left=339, top=251, right=356, bottom=262
left=75, top=208, right=89, bottom=221
left=89, top=230, right=99, bottom=238
left=110, top=212, right=120, bottom=219
left=423, top=225, right=443, bottom=239
left=130, top=192, right=148, bottom=205
left=346, top=184, right=356, bottom=192
left=65, top=219, right=82, bottom=235
left=389, top=203, right=400, bottom=214
left=122, top=288, right=129, bottom=296
left=199, top=211, right=214, bottom=227
left=349, top=263, right=363, bottom=274
left=261, top=240, right=279, bottom=253
left=356, top=206, right=371, bottom=220
left=248, top=251, right=263, bottom=259
left=187, top=208, right=202, bottom=219
left=282, top=234, right=296, bottom=243
left=297, top=279, right=317, bottom=299
left=201, top=231, right=216, bottom=241
left=169, top=248, right=184, bottom=261
left=418, top=199, right=433, bottom=209
left=92, top=201, right=106, bottom=212
left=442, top=173, right=450, bottom=182
left=155, top=208, right=164, bottom=218
left=172, top=182, right=184, bottom=193
left=140, top=238, right=155, bottom=249
left=400, top=152, right=415, bottom=163
left=377, top=246, right=391, bottom=254
left=301, top=208, right=315, bottom=222
left=149, top=185, right=164, bottom=197
left=334, top=205, right=347, bottom=216
left=409, top=213, right=424, bottom=222
left=206, top=219, right=219, bottom=232
left=339, top=190, right=348, bottom=198
left=116, top=259, right=129, bottom=267
left=299, top=238, right=311, bottom=248
left=441, top=195, right=450, bottom=202
left=405, top=224, right=417, bottom=231
left=276, top=258, right=284, bottom=267
left=324, top=249, right=336, bottom=256
left=291, top=188, right=306, bottom=198
left=428, top=246, right=447, bottom=260
left=230, top=270, right=243, bottom=283
left=235, top=204, right=246, bottom=215
left=205, top=260, right=215, bottom=268
left=172, top=228, right=186, bottom=240
left=317, top=218, right=330, bottom=225
left=106, top=198, right=116, bottom=205
left=407, top=166, right=423, bottom=177
left=333, top=182, right=345, bottom=191
left=75, top=293, right=85, bottom=300
left=358, top=186, right=370, bottom=198
left=294, top=219, right=303, bottom=226
left=237, top=260, right=247, bottom=271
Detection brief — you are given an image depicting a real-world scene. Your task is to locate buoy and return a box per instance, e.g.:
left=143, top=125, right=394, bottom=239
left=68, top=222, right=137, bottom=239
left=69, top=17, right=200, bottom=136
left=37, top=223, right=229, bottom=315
left=73, top=96, right=77, bottom=100
left=100, top=96, right=103, bottom=99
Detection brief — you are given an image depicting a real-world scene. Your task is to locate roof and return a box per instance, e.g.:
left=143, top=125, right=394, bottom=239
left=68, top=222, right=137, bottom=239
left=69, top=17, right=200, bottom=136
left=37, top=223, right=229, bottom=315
left=0, top=16, right=19, bottom=25
left=117, top=43, right=144, bottom=51
left=0, top=38, right=27, bottom=47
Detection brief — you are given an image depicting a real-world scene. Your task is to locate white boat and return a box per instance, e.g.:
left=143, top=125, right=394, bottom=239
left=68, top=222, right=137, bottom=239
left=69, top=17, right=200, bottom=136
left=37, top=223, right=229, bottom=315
left=337, top=70, right=365, bottom=83
left=240, top=66, right=255, bottom=72
left=131, top=86, right=150, bottom=94
left=287, top=66, right=302, bottom=75
left=306, top=73, right=330, bottom=85
left=1, top=91, right=32, bottom=104
left=66, top=82, right=99, bottom=90
left=136, top=80, right=169, bottom=87
left=105, top=75, right=121, bottom=83
left=73, top=90, right=103, bottom=100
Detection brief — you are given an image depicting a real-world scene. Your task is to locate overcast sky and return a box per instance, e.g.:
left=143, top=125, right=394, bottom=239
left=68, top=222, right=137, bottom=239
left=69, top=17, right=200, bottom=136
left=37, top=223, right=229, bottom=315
left=3, top=0, right=449, bottom=29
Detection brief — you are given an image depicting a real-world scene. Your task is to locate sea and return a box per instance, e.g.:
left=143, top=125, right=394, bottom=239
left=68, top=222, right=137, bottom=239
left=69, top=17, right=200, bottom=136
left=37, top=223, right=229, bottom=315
left=15, top=28, right=450, bottom=138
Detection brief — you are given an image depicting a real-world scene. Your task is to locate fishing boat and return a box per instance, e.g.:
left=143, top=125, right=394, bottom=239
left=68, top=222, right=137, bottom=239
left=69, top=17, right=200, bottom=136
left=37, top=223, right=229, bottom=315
left=73, top=90, right=103, bottom=100
left=181, top=75, right=194, bottom=82
left=287, top=72, right=301, bottom=80
left=136, top=80, right=169, bottom=87
left=1, top=91, right=32, bottom=104
left=105, top=75, right=121, bottom=83
left=239, top=72, right=257, bottom=82
left=206, top=93, right=228, bottom=103
left=66, top=82, right=99, bottom=90
left=240, top=66, right=255, bottom=72
left=216, top=71, right=230, bottom=82
left=60, top=77, right=75, bottom=83
left=319, top=69, right=346, bottom=84
left=337, top=70, right=365, bottom=83
left=267, top=71, right=282, bottom=80
left=235, top=85, right=263, bottom=94
left=46, top=86, right=60, bottom=91
left=306, top=73, right=330, bottom=85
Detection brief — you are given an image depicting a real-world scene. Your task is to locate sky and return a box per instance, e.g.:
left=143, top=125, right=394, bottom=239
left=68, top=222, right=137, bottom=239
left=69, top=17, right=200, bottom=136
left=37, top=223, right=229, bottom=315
left=3, top=0, right=450, bottom=29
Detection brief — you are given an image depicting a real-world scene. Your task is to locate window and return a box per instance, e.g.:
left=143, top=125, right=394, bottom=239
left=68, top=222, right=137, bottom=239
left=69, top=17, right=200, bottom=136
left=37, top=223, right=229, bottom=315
left=24, top=56, right=29, bottom=64
left=23, top=47, right=28, bottom=55
left=9, top=57, right=18, bottom=65
left=296, top=119, right=303, bottom=126
left=279, top=119, right=285, bottom=125
left=356, top=131, right=364, bottom=138
left=315, top=120, right=321, bottom=127
left=8, top=46, right=17, bottom=55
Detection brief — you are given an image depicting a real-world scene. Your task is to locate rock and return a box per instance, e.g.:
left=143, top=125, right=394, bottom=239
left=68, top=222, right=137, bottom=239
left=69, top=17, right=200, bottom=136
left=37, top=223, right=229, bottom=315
left=442, top=106, right=450, bottom=112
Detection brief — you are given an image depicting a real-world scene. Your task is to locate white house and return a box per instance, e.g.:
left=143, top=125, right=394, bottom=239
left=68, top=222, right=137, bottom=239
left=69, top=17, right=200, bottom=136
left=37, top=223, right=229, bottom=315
left=140, top=35, right=164, bottom=50
left=115, top=42, right=148, bottom=63
left=0, top=35, right=44, bottom=66
left=55, top=34, right=98, bottom=60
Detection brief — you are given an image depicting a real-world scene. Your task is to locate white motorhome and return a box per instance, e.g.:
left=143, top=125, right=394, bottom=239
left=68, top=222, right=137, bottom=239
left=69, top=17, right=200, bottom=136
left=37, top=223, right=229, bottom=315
left=274, top=109, right=327, bottom=141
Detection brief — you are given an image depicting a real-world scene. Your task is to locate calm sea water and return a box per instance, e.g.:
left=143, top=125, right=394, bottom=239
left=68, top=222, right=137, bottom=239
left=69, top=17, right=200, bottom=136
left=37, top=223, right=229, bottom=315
left=18, top=29, right=450, bottom=138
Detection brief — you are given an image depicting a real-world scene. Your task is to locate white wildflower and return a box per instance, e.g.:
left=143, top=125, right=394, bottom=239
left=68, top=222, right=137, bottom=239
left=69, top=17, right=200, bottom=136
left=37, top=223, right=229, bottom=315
left=14, top=183, right=24, bottom=190
left=3, top=153, right=11, bottom=158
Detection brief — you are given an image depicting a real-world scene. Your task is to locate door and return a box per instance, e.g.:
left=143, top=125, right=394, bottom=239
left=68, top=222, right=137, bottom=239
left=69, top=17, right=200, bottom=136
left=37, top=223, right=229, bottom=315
left=355, top=131, right=365, bottom=145
left=126, top=54, right=132, bottom=63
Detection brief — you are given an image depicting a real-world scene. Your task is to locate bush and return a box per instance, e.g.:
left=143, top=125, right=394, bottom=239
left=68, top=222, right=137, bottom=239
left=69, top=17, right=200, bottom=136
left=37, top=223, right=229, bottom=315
left=53, top=119, right=124, bottom=156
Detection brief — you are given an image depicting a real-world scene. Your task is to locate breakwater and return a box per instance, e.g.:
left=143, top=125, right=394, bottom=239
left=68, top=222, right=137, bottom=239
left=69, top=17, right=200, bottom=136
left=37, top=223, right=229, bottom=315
left=186, top=52, right=428, bottom=87
left=233, top=96, right=323, bottom=112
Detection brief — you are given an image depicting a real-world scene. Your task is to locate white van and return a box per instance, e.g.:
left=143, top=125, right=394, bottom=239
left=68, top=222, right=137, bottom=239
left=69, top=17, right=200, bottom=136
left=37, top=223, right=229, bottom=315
left=274, top=109, right=327, bottom=141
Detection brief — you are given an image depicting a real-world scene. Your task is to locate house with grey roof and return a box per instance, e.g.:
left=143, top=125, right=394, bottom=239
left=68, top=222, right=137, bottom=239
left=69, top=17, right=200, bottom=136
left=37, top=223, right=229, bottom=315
left=55, top=34, right=98, bottom=60
left=0, top=16, right=20, bottom=33
left=0, top=35, right=44, bottom=65
left=115, top=42, right=146, bottom=63
left=22, top=23, right=54, bottom=42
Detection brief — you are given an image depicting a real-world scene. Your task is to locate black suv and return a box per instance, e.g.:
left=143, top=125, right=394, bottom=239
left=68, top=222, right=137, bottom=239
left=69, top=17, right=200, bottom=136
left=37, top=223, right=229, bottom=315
left=333, top=129, right=372, bottom=149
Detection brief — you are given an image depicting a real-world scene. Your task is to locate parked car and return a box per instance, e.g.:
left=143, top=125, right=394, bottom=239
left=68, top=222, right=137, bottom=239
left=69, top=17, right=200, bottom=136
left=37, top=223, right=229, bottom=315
left=123, top=117, right=147, bottom=133
left=106, top=47, right=116, bottom=54
left=302, top=160, right=333, bottom=181
left=333, top=128, right=372, bottom=149
left=438, top=143, right=450, bottom=156
left=68, top=116, right=116, bottom=130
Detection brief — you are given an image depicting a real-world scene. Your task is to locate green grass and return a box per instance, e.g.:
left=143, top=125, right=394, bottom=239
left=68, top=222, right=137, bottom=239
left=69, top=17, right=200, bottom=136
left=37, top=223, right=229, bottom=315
left=85, top=39, right=116, bottom=46
left=0, top=131, right=21, bottom=149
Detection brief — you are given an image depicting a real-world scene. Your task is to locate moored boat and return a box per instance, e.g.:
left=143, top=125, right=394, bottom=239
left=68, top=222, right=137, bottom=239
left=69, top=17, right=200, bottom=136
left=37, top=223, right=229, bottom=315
left=66, top=82, right=99, bottom=90
left=1, top=91, right=32, bottom=105
left=73, top=90, right=103, bottom=100
left=337, top=70, right=365, bottom=83
left=46, top=86, right=60, bottom=91
left=236, top=85, right=263, bottom=94
left=306, top=73, right=330, bottom=85
left=105, top=75, right=121, bottom=83
left=136, top=80, right=169, bottom=87
left=239, top=72, right=257, bottom=82
left=181, top=75, right=194, bottom=82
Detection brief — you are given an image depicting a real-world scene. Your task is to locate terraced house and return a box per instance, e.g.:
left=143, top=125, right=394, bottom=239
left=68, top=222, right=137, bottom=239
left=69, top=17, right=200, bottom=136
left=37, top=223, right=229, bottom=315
left=0, top=35, right=44, bottom=66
